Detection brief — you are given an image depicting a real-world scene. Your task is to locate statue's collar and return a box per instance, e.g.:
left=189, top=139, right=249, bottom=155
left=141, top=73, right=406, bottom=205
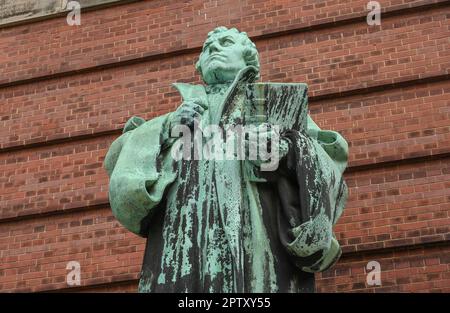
left=171, top=82, right=232, bottom=102
left=171, top=82, right=208, bottom=104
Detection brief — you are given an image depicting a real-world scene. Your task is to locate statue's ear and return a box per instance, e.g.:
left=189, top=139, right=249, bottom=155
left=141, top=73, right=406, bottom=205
left=243, top=47, right=260, bottom=80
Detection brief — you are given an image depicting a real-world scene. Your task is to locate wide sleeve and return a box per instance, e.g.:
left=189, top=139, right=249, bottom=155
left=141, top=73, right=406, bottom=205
left=276, top=118, right=348, bottom=273
left=104, top=114, right=178, bottom=237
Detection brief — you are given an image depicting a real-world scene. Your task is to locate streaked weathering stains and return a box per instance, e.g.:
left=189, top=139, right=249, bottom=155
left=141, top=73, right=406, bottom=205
left=104, top=26, right=348, bottom=292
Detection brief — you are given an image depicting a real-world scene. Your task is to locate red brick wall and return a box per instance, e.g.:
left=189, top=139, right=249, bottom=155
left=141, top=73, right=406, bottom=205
left=0, top=0, right=449, bottom=292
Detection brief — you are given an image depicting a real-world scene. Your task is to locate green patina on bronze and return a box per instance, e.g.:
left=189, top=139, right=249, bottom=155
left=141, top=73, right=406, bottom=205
left=104, top=26, right=348, bottom=292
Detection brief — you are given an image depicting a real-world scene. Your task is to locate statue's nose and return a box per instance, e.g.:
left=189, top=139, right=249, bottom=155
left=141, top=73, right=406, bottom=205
left=208, top=41, right=220, bottom=53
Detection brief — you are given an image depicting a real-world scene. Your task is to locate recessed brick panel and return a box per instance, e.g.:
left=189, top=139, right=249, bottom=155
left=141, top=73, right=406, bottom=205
left=316, top=245, right=450, bottom=292
left=0, top=208, right=144, bottom=292
left=311, top=81, right=450, bottom=166
left=337, top=158, right=450, bottom=252
left=1, top=0, right=446, bottom=84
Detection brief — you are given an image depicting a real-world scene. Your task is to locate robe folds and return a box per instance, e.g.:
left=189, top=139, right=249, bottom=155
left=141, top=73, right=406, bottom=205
left=104, top=82, right=348, bottom=293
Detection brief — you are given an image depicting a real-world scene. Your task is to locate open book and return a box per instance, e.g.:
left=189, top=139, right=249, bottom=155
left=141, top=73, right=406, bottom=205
left=244, top=82, right=308, bottom=132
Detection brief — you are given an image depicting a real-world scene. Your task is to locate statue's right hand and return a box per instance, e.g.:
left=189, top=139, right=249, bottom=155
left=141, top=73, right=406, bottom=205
left=168, top=98, right=207, bottom=131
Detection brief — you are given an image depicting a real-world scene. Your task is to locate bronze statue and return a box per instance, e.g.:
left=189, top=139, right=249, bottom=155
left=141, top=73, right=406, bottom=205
left=104, top=27, right=348, bottom=292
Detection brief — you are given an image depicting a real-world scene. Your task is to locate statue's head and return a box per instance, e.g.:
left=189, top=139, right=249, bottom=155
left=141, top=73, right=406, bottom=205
left=196, top=27, right=260, bottom=85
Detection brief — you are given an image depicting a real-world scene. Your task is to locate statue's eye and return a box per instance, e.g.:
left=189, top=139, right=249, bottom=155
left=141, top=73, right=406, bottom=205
left=221, top=38, right=234, bottom=46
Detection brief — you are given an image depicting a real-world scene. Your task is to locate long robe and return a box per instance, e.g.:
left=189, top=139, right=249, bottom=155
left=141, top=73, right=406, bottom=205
left=104, top=81, right=348, bottom=293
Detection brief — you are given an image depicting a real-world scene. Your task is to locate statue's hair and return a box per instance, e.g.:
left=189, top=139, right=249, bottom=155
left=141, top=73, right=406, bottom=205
left=196, top=27, right=260, bottom=80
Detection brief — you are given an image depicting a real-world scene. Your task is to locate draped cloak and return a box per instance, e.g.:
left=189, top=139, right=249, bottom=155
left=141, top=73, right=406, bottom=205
left=104, top=81, right=348, bottom=293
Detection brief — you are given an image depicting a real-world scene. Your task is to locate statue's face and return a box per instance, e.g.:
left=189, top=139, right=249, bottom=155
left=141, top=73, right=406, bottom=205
left=198, top=31, right=247, bottom=85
